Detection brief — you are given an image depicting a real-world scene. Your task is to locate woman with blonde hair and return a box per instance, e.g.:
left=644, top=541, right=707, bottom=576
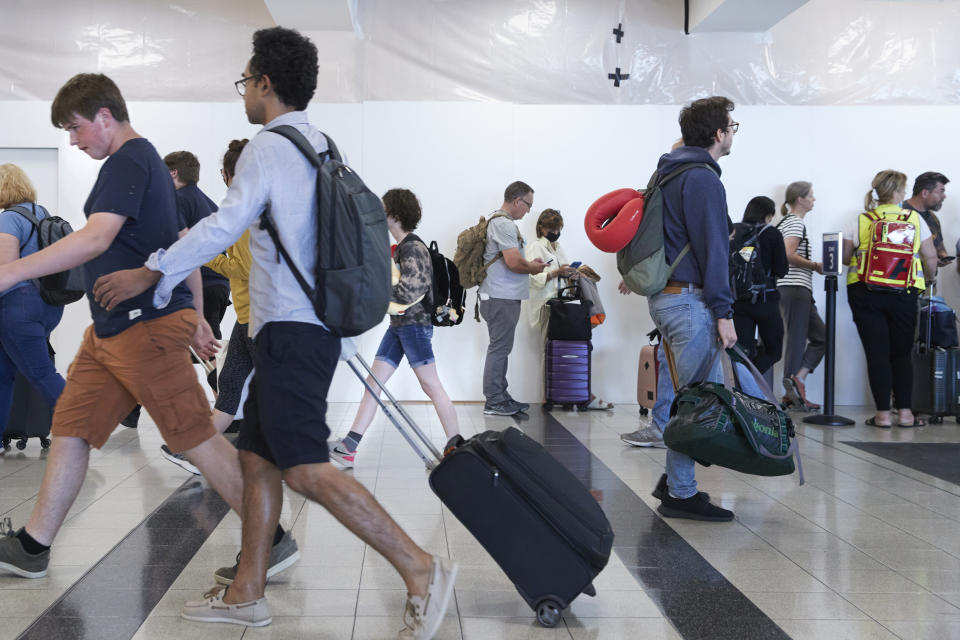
left=777, top=180, right=826, bottom=410
left=0, top=164, right=66, bottom=450
left=843, top=170, right=938, bottom=428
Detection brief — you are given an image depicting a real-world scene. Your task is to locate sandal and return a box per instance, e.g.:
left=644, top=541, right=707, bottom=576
left=865, top=417, right=892, bottom=428
left=897, top=418, right=926, bottom=428
left=586, top=396, right=614, bottom=410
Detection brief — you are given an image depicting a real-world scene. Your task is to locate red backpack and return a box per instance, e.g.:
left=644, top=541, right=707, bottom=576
left=858, top=209, right=918, bottom=291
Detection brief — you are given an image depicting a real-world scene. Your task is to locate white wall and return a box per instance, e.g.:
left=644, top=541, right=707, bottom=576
left=3, top=100, right=958, bottom=406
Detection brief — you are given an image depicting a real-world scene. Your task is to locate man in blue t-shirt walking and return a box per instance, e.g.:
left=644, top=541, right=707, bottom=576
left=0, top=73, right=298, bottom=589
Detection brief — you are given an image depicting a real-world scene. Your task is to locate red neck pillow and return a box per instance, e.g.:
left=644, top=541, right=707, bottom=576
left=584, top=188, right=644, bottom=253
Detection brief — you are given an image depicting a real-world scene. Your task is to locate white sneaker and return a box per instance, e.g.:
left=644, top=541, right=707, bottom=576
left=328, top=442, right=356, bottom=469
left=181, top=586, right=272, bottom=627
left=160, top=445, right=201, bottom=475
left=398, top=556, right=458, bottom=639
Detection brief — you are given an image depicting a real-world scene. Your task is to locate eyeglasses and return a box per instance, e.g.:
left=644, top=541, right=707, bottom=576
left=726, top=121, right=740, bottom=133
left=520, top=198, right=533, bottom=209
left=234, top=73, right=263, bottom=97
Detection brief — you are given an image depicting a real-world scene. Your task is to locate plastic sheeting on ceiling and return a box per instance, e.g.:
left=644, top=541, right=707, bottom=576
left=1, top=0, right=959, bottom=105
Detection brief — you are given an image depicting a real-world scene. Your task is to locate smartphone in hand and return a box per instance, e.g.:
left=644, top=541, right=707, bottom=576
left=570, top=261, right=582, bottom=268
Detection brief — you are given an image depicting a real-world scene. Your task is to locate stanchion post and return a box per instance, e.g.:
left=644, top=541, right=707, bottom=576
left=804, top=232, right=854, bottom=427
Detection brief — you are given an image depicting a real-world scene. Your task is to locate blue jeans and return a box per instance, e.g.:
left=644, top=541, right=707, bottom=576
left=648, top=287, right=762, bottom=499
left=375, top=323, right=435, bottom=369
left=652, top=344, right=673, bottom=432
left=0, top=286, right=65, bottom=437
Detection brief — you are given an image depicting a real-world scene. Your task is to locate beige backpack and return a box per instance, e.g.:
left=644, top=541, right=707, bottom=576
left=453, top=212, right=512, bottom=289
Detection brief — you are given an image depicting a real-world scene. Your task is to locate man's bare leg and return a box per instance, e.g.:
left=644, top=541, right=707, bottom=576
left=222, top=451, right=283, bottom=604
left=283, top=462, right=432, bottom=596
left=182, top=434, right=244, bottom=514
left=23, top=436, right=91, bottom=545
left=212, top=409, right=235, bottom=434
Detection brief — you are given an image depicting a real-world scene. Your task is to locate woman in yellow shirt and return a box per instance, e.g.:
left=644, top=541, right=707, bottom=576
left=205, top=139, right=254, bottom=437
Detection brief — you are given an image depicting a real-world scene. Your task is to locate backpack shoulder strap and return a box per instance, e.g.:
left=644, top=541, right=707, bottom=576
left=8, top=204, right=39, bottom=251
left=268, top=125, right=337, bottom=165
left=655, top=162, right=718, bottom=189
left=749, top=223, right=771, bottom=244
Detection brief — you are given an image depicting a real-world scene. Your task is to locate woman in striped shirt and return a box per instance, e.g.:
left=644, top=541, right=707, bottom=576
left=776, top=181, right=825, bottom=410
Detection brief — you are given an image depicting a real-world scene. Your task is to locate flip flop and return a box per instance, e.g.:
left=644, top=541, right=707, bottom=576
left=897, top=418, right=926, bottom=428
left=865, top=417, right=892, bottom=428
left=586, top=397, right=614, bottom=410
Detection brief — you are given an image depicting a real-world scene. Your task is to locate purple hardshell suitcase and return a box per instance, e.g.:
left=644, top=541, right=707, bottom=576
left=544, top=339, right=591, bottom=410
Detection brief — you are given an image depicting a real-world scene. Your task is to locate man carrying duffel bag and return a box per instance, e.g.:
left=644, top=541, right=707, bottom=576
left=662, top=344, right=803, bottom=484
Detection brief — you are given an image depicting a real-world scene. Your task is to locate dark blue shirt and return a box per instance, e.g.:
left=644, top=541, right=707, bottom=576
left=175, top=184, right=230, bottom=290
left=657, top=146, right=734, bottom=319
left=83, top=138, right=193, bottom=338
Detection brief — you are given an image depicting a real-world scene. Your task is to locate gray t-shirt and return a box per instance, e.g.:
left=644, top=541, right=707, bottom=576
left=478, top=212, right=529, bottom=300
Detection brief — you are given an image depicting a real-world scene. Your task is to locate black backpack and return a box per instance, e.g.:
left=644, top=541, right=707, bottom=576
left=423, top=240, right=465, bottom=327
left=729, top=222, right=770, bottom=303
left=260, top=125, right=391, bottom=338
left=10, top=204, right=85, bottom=306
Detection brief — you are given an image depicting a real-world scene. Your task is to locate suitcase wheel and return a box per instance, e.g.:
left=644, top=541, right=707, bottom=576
left=542, top=402, right=554, bottom=411
left=16, top=438, right=27, bottom=450
left=535, top=599, right=562, bottom=627
left=639, top=407, right=649, bottom=416
left=931, top=416, right=944, bottom=424
left=40, top=438, right=51, bottom=449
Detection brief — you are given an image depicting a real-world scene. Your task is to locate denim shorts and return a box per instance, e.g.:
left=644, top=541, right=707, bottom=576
left=375, top=323, right=435, bottom=369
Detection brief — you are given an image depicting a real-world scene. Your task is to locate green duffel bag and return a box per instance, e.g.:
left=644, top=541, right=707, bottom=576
left=663, top=346, right=804, bottom=482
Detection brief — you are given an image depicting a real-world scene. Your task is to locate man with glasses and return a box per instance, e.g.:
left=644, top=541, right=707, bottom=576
left=91, top=27, right=458, bottom=637
left=642, top=96, right=748, bottom=521
left=479, top=181, right=547, bottom=416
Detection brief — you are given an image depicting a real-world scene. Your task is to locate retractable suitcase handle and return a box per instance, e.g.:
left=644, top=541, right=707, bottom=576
left=340, top=338, right=444, bottom=469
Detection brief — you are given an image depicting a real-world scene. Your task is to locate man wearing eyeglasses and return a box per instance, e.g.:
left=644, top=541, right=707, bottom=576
left=479, top=181, right=548, bottom=416
left=645, top=96, right=746, bottom=522
left=90, top=26, right=458, bottom=637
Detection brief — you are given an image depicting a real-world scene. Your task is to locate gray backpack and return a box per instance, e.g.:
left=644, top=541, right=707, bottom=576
left=260, top=125, right=391, bottom=337
left=10, top=204, right=85, bottom=306
left=617, top=163, right=717, bottom=296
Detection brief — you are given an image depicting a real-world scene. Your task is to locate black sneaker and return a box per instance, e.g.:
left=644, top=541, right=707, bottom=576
left=651, top=474, right=709, bottom=502
left=656, top=491, right=733, bottom=522
left=121, top=405, right=141, bottom=429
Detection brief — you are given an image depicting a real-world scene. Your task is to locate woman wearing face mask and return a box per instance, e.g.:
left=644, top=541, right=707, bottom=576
left=526, top=208, right=612, bottom=410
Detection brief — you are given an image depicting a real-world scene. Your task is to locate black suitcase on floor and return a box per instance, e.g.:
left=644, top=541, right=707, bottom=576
left=911, top=347, right=952, bottom=422
left=341, top=348, right=613, bottom=628
left=913, top=288, right=960, bottom=423
left=4, top=345, right=55, bottom=450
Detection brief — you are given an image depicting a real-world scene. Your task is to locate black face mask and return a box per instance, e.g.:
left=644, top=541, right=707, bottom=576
left=545, top=231, right=561, bottom=242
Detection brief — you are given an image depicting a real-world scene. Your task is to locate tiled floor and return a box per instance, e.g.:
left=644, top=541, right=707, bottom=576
left=3, top=401, right=960, bottom=639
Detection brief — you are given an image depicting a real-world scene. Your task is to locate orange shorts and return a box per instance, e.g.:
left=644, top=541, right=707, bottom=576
left=52, top=309, right=216, bottom=452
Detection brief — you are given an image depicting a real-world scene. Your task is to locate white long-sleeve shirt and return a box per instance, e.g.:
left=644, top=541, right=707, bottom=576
left=525, top=236, right=570, bottom=328
left=147, top=111, right=329, bottom=336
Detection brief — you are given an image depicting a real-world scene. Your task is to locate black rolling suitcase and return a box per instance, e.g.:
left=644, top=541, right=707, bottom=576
left=3, top=343, right=55, bottom=451
left=340, top=343, right=614, bottom=628
left=912, top=287, right=960, bottom=423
